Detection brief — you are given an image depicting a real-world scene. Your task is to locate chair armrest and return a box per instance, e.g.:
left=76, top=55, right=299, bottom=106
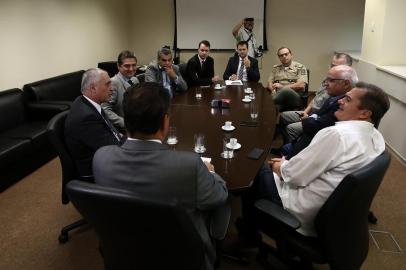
left=255, top=199, right=301, bottom=229
left=26, top=101, right=70, bottom=121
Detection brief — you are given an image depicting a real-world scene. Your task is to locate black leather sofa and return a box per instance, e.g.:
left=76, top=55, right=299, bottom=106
left=23, top=70, right=85, bottom=111
left=0, top=89, right=57, bottom=191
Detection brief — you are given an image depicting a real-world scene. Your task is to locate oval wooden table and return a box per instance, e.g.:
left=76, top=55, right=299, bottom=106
left=168, top=82, right=276, bottom=192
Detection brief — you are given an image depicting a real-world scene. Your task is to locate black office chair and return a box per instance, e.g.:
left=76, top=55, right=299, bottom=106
left=300, top=68, right=310, bottom=109
left=254, top=151, right=391, bottom=270
left=97, top=61, right=118, bottom=77
left=47, top=111, right=87, bottom=243
left=66, top=180, right=206, bottom=270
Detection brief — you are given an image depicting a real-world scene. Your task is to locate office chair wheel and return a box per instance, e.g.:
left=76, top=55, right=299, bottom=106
left=58, top=232, right=69, bottom=243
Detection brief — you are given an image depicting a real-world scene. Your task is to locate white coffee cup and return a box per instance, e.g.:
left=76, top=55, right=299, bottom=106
left=245, top=87, right=252, bottom=93
left=230, top=138, right=237, bottom=147
left=215, top=83, right=221, bottom=88
left=225, top=121, right=232, bottom=128
left=244, top=95, right=251, bottom=100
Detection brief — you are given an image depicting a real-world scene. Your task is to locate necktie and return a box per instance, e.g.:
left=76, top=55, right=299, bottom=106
left=101, top=109, right=121, bottom=142
left=201, top=60, right=205, bottom=68
left=128, top=79, right=134, bottom=86
left=238, top=60, right=244, bottom=80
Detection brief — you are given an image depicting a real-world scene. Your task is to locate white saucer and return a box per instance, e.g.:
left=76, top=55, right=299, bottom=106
left=244, top=89, right=253, bottom=94
left=226, top=142, right=241, bottom=150
left=214, top=86, right=222, bottom=90
left=242, top=98, right=251, bottom=103
left=166, top=138, right=178, bottom=145
left=222, top=125, right=235, bottom=131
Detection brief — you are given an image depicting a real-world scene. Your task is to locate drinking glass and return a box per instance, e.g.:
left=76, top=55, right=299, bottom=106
left=250, top=101, right=258, bottom=120
left=194, top=134, right=206, bottom=153
left=195, top=87, right=202, bottom=99
left=167, top=126, right=178, bottom=145
left=221, top=137, right=234, bottom=159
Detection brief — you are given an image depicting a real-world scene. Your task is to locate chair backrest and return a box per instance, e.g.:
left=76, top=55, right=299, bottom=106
left=315, top=151, right=391, bottom=270
left=0, top=89, right=26, bottom=131
left=66, top=180, right=205, bottom=270
left=136, top=73, right=145, bottom=83
left=178, top=63, right=188, bottom=80
left=47, top=111, right=77, bottom=204
left=98, top=61, right=118, bottom=78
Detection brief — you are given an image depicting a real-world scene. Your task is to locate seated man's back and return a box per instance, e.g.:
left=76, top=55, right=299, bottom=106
left=93, top=82, right=228, bottom=270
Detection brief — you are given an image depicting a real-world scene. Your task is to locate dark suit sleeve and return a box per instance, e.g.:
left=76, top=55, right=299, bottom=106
left=247, top=57, right=260, bottom=82
left=302, top=109, right=338, bottom=136
left=223, top=58, right=234, bottom=80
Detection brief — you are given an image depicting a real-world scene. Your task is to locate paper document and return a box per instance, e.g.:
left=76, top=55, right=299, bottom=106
left=225, top=80, right=243, bottom=86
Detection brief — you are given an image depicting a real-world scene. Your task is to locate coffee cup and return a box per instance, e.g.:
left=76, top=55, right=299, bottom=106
left=215, top=83, right=221, bottom=88
left=244, top=95, right=251, bottom=100
left=225, top=121, right=232, bottom=128
left=230, top=138, right=237, bottom=147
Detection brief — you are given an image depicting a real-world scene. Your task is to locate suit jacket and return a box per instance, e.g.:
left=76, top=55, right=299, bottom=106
left=93, top=140, right=229, bottom=269
left=223, top=55, right=260, bottom=82
left=145, top=61, right=188, bottom=94
left=64, top=96, right=122, bottom=178
left=288, top=95, right=343, bottom=159
left=101, top=74, right=139, bottom=130
left=186, top=54, right=214, bottom=86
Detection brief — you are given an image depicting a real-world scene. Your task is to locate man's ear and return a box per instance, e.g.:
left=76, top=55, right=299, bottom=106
left=359, top=109, right=372, bottom=120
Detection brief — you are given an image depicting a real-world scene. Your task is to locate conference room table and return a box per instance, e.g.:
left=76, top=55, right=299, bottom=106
left=168, top=82, right=277, bottom=192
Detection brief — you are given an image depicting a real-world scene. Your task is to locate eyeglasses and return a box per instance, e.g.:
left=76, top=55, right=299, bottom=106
left=324, top=77, right=345, bottom=83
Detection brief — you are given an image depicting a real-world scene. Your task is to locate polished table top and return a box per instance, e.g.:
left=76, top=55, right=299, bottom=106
left=168, top=82, right=276, bottom=191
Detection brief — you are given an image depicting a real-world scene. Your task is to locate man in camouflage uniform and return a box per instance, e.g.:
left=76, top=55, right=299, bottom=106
left=267, top=47, right=308, bottom=111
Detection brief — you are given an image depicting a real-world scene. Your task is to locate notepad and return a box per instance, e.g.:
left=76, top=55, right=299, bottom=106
left=225, top=80, right=243, bottom=85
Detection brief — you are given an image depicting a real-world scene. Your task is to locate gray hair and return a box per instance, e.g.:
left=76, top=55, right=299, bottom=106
left=81, top=68, right=105, bottom=93
left=157, top=47, right=172, bottom=60
left=334, top=65, right=359, bottom=86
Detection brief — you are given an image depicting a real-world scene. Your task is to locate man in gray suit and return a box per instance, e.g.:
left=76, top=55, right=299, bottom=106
left=145, top=47, right=188, bottom=97
left=93, top=82, right=229, bottom=270
left=102, top=50, right=139, bottom=130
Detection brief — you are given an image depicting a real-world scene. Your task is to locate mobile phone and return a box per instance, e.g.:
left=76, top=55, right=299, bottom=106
left=248, top=148, right=264, bottom=160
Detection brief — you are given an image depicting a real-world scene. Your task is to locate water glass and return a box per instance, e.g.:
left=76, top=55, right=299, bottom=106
left=195, top=87, right=202, bottom=99
left=194, top=134, right=206, bottom=153
left=221, top=138, right=234, bottom=159
left=167, top=126, right=178, bottom=145
left=250, top=102, right=258, bottom=120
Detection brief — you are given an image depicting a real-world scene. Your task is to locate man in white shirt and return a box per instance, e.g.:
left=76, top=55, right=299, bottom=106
left=238, top=82, right=390, bottom=239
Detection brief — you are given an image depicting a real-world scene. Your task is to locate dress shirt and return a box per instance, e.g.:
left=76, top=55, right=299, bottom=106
left=127, top=137, right=162, bottom=144
left=274, top=120, right=385, bottom=236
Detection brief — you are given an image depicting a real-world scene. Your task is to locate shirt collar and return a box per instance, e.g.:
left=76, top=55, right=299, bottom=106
left=127, top=137, right=162, bottom=144
left=83, top=95, right=101, bottom=114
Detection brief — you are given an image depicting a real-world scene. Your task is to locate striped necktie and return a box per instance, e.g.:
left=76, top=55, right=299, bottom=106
left=238, top=60, right=244, bottom=80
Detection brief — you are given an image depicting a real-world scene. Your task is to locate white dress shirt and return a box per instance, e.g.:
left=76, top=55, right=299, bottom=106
left=274, top=120, right=385, bottom=236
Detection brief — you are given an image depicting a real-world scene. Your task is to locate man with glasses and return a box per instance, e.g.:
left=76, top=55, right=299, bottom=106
left=278, top=65, right=358, bottom=158
left=102, top=50, right=139, bottom=131
left=267, top=47, right=308, bottom=111
left=278, top=53, right=353, bottom=144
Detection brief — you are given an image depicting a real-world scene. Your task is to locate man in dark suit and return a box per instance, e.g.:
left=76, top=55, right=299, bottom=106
left=223, top=40, right=260, bottom=82
left=64, top=68, right=124, bottom=180
left=186, top=40, right=220, bottom=86
left=93, top=82, right=229, bottom=270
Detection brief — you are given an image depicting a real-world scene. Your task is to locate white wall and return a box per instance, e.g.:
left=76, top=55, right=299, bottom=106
left=0, top=0, right=129, bottom=90
left=130, top=0, right=365, bottom=90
